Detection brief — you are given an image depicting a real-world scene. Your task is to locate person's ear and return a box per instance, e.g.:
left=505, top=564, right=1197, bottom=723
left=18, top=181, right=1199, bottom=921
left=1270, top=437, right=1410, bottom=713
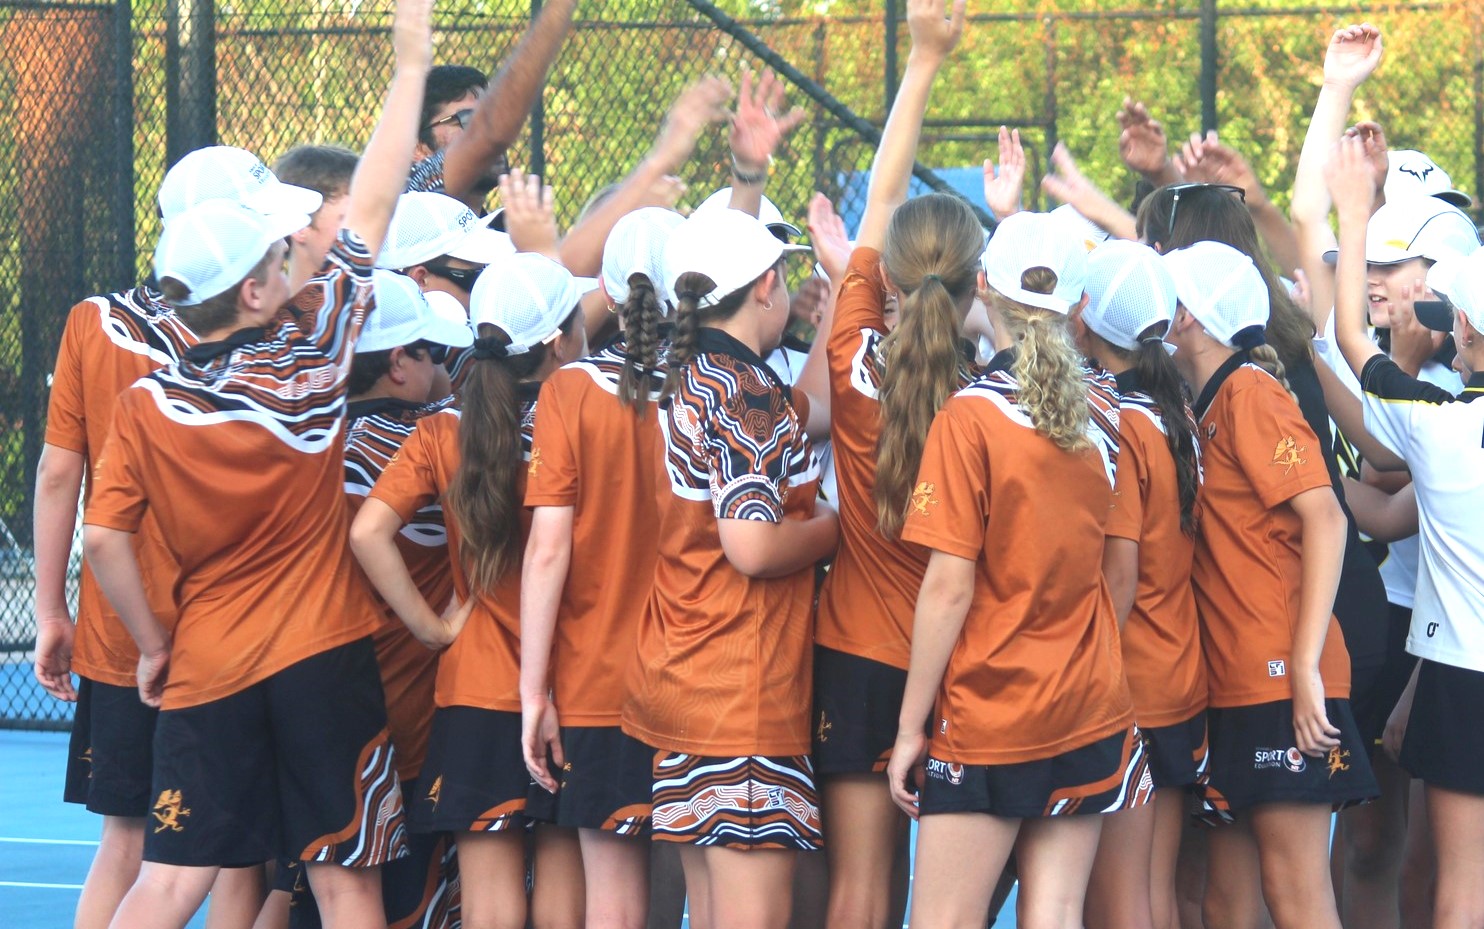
left=976, top=269, right=989, bottom=296
left=239, top=276, right=268, bottom=313
left=406, top=266, right=430, bottom=288
left=754, top=269, right=779, bottom=306
left=387, top=347, right=410, bottom=385
left=413, top=140, right=435, bottom=162
left=1073, top=292, right=1089, bottom=315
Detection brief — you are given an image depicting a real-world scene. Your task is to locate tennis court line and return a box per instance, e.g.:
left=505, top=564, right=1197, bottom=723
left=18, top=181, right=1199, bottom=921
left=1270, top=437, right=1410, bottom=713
left=0, top=836, right=98, bottom=846
left=0, top=880, right=85, bottom=890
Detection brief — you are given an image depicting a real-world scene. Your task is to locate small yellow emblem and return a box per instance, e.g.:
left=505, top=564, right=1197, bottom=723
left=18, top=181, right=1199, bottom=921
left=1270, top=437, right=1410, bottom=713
left=151, top=789, right=191, bottom=834
left=909, top=482, right=941, bottom=517
left=1271, top=435, right=1307, bottom=475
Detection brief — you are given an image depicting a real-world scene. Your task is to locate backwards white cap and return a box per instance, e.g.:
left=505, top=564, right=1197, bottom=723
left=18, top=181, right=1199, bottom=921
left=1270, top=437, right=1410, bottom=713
left=358, top=270, right=474, bottom=353
left=153, top=200, right=309, bottom=306
left=1162, top=241, right=1269, bottom=348
left=1081, top=241, right=1176, bottom=350
left=692, top=187, right=803, bottom=241
left=664, top=209, right=809, bottom=310
left=602, top=208, right=686, bottom=306
left=158, top=146, right=323, bottom=222
left=469, top=254, right=582, bottom=354
left=980, top=210, right=1089, bottom=315
left=1417, top=248, right=1484, bottom=333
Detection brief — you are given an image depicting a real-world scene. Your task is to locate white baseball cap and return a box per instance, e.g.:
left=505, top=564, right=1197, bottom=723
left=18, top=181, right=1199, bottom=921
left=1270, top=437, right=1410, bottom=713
left=1322, top=195, right=1481, bottom=266
left=359, top=270, right=474, bottom=353
left=1162, top=241, right=1269, bottom=348
left=469, top=254, right=582, bottom=354
left=1050, top=204, right=1112, bottom=253
left=980, top=210, right=1089, bottom=315
left=1385, top=150, right=1472, bottom=209
left=1416, top=248, right=1484, bottom=333
left=1081, top=241, right=1176, bottom=350
left=158, top=146, right=323, bottom=222
left=693, top=188, right=803, bottom=241
left=153, top=200, right=309, bottom=306
left=377, top=192, right=516, bottom=270
left=602, top=208, right=686, bottom=306
left=664, top=209, right=809, bottom=309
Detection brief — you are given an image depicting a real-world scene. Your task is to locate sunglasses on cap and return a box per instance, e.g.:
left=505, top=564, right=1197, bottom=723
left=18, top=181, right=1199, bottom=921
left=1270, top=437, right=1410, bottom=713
left=426, top=108, right=474, bottom=133
left=1161, top=183, right=1246, bottom=247
left=423, top=263, right=484, bottom=293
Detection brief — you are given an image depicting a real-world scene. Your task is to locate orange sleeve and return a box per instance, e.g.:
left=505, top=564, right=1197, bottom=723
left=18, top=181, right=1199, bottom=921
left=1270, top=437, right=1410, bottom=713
left=1105, top=414, right=1150, bottom=542
left=525, top=375, right=580, bottom=507
left=83, top=390, right=148, bottom=532
left=827, top=249, right=887, bottom=411
left=1227, top=374, right=1333, bottom=509
left=899, top=397, right=989, bottom=561
left=43, top=302, right=93, bottom=454
left=369, top=418, right=444, bottom=524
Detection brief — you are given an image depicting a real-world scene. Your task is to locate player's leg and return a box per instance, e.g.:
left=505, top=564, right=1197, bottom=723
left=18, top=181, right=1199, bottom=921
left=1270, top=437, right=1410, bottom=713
left=578, top=829, right=649, bottom=929
left=1149, top=789, right=1189, bottom=929
left=77, top=816, right=146, bottom=929
left=204, top=866, right=269, bottom=929
left=1202, top=817, right=1264, bottom=929
left=1250, top=803, right=1342, bottom=929
left=819, top=774, right=906, bottom=929
left=455, top=832, right=528, bottom=929
left=694, top=847, right=796, bottom=929
left=303, top=865, right=384, bottom=929
left=1425, top=785, right=1484, bottom=929
left=1018, top=814, right=1106, bottom=929
left=1084, top=801, right=1156, bottom=929
left=908, top=812, right=1020, bottom=928
left=531, top=825, right=585, bottom=929
left=1336, top=753, right=1409, bottom=929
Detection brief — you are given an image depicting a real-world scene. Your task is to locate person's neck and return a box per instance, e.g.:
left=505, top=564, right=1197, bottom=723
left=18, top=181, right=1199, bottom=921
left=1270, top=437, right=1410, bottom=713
left=1098, top=354, right=1133, bottom=376
left=1182, top=343, right=1237, bottom=400
left=349, top=383, right=403, bottom=404
left=711, top=314, right=762, bottom=356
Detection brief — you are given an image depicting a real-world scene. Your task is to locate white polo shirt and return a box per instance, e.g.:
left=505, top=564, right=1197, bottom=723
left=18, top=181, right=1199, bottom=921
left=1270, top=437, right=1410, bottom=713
left=1361, top=354, right=1484, bottom=671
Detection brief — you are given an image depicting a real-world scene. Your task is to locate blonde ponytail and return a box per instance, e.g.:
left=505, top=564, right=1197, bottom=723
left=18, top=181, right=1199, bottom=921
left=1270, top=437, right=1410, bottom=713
left=992, top=266, right=1091, bottom=452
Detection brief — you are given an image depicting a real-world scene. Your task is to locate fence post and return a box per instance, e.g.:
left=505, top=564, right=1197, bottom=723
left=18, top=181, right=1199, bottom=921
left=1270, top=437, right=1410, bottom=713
left=529, top=0, right=547, bottom=178
left=1473, top=2, right=1482, bottom=220
left=1199, top=0, right=1218, bottom=133
left=114, top=0, right=136, bottom=284
left=165, top=0, right=216, bottom=168
left=884, top=0, right=900, bottom=112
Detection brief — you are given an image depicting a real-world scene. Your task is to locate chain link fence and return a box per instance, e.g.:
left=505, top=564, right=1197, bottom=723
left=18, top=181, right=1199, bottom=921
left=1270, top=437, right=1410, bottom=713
left=2, top=0, right=1481, bottom=728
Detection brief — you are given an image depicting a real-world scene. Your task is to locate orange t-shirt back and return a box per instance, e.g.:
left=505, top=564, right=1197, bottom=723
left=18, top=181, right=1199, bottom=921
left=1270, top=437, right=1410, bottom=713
left=901, top=367, right=1133, bottom=765
left=525, top=340, right=663, bottom=725
left=44, top=290, right=196, bottom=686
left=1191, top=362, right=1351, bottom=707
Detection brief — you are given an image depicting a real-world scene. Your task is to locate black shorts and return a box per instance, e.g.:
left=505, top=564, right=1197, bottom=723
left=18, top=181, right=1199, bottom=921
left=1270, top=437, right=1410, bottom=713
left=412, top=706, right=530, bottom=833
left=144, top=637, right=407, bottom=868
left=1198, top=698, right=1379, bottom=825
left=651, top=753, right=823, bottom=851
left=274, top=777, right=458, bottom=929
left=812, top=646, right=906, bottom=776
left=1142, top=712, right=1208, bottom=790
left=1354, top=604, right=1419, bottom=751
left=919, top=726, right=1153, bottom=819
left=525, top=726, right=651, bottom=834
left=65, top=677, right=157, bottom=817
left=1401, top=659, right=1484, bottom=796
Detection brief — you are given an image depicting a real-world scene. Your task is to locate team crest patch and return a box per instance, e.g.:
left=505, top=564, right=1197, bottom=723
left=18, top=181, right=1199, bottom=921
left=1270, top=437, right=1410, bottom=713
left=427, top=775, right=443, bottom=809
left=909, top=482, right=940, bottom=517
left=151, top=789, right=191, bottom=833
left=816, top=710, right=832, bottom=743
left=528, top=447, right=543, bottom=477
left=1327, top=747, right=1352, bottom=779
left=1271, top=435, right=1306, bottom=475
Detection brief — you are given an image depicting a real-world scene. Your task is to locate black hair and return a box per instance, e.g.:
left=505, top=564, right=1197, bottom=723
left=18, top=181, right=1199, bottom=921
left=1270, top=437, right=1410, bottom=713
left=419, top=65, right=489, bottom=150
left=347, top=343, right=431, bottom=397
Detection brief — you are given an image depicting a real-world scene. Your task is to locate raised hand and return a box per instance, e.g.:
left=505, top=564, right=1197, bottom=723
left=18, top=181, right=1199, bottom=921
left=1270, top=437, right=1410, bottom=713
left=1323, top=23, right=1383, bottom=90
left=906, top=0, right=968, bottom=63
left=1175, top=131, right=1261, bottom=195
left=1343, top=120, right=1390, bottom=195
left=806, top=192, right=852, bottom=285
left=982, top=125, right=1026, bottom=219
left=1324, top=134, right=1379, bottom=220
left=654, top=76, right=734, bottom=170
left=392, top=0, right=435, bottom=75
left=730, top=69, right=807, bottom=173
left=1116, top=98, right=1176, bottom=180
left=500, top=169, right=560, bottom=259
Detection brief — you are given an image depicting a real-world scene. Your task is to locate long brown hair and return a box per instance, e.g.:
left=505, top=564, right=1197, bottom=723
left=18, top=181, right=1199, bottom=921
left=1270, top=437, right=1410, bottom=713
left=991, top=268, right=1091, bottom=452
left=446, top=312, right=579, bottom=593
left=661, top=266, right=775, bottom=402
left=1137, top=186, right=1314, bottom=370
left=617, top=272, right=663, bottom=410
left=873, top=194, right=982, bottom=538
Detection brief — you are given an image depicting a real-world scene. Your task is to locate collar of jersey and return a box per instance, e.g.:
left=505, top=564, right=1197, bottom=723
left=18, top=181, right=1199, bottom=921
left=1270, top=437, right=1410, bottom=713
left=1114, top=367, right=1144, bottom=394
left=694, top=326, right=795, bottom=403
left=984, top=346, right=1017, bottom=374
left=1192, top=350, right=1251, bottom=419
left=347, top=396, right=437, bottom=421
left=1461, top=371, right=1484, bottom=401
left=183, top=326, right=268, bottom=364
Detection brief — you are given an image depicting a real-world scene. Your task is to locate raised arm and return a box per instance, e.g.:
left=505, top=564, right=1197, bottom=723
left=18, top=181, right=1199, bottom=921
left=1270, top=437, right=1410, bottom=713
left=1325, top=134, right=1386, bottom=379
left=345, top=0, right=435, bottom=259
left=1177, top=131, right=1301, bottom=275
left=1116, top=98, right=1183, bottom=188
left=793, top=193, right=854, bottom=434
left=1042, top=143, right=1137, bottom=241
left=440, top=0, right=577, bottom=204
left=726, top=69, right=806, bottom=219
left=856, top=0, right=966, bottom=250
left=982, top=125, right=1026, bottom=221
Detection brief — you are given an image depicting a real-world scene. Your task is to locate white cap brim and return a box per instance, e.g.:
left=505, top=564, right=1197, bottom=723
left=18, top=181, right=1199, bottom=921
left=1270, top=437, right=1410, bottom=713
left=988, top=284, right=1072, bottom=315
left=249, top=180, right=324, bottom=219
left=446, top=227, right=515, bottom=265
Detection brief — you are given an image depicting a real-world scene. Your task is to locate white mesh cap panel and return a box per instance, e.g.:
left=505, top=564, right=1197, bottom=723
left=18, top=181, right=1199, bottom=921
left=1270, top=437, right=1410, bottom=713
left=153, top=200, right=309, bottom=306
left=157, top=146, right=322, bottom=221
left=1161, top=241, right=1269, bottom=347
left=469, top=253, right=580, bottom=353
left=602, top=207, right=686, bottom=306
left=1082, top=241, right=1176, bottom=350
left=378, top=192, right=499, bottom=270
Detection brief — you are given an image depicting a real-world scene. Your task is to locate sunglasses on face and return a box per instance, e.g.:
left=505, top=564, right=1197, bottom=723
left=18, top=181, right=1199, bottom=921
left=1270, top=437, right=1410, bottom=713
left=426, top=108, right=474, bottom=133
left=1162, top=183, right=1246, bottom=247
left=423, top=263, right=483, bottom=292
left=407, top=340, right=449, bottom=365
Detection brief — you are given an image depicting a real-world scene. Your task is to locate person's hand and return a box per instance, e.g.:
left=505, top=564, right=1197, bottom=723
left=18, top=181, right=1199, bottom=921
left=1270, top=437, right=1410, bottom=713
left=137, top=643, right=171, bottom=709
left=905, top=0, right=967, bottom=64
left=790, top=276, right=830, bottom=331
left=1343, top=121, right=1390, bottom=195
left=391, top=0, right=435, bottom=75
left=1388, top=278, right=1445, bottom=376
left=408, top=594, right=476, bottom=650
left=806, top=192, right=852, bottom=285
left=500, top=170, right=561, bottom=260
left=521, top=693, right=566, bottom=793
left=1116, top=98, right=1175, bottom=179
left=33, top=612, right=77, bottom=702
left=982, top=125, right=1026, bottom=220
left=1324, top=135, right=1379, bottom=221
left=886, top=728, right=929, bottom=817
left=1041, top=142, right=1101, bottom=210
left=653, top=76, right=733, bottom=170
left=729, top=70, right=806, bottom=175
left=1382, top=681, right=1414, bottom=762
left=642, top=174, right=688, bottom=210
left=1290, top=268, right=1312, bottom=315
left=1175, top=131, right=1262, bottom=197
left=1292, top=666, right=1342, bottom=757
left=1323, top=23, right=1383, bottom=90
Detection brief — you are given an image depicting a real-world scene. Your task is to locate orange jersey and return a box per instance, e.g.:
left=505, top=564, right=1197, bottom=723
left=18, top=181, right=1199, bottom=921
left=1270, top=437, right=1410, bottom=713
left=45, top=289, right=196, bottom=686
left=1190, top=360, right=1351, bottom=707
left=622, top=328, right=821, bottom=757
left=901, top=362, right=1134, bottom=765
left=369, top=388, right=538, bottom=713
left=815, top=248, right=975, bottom=670
left=1105, top=375, right=1208, bottom=727
left=525, top=337, right=665, bottom=725
left=85, top=232, right=381, bottom=710
left=344, top=396, right=457, bottom=780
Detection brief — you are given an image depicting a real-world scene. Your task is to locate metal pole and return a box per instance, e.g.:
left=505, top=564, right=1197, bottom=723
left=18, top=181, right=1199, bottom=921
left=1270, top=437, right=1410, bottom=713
left=884, top=0, right=900, bottom=112
left=1473, top=7, right=1483, bottom=220
left=165, top=0, right=216, bottom=166
left=1199, top=0, right=1218, bottom=133
left=529, top=0, right=546, bottom=178
left=114, top=0, right=136, bottom=282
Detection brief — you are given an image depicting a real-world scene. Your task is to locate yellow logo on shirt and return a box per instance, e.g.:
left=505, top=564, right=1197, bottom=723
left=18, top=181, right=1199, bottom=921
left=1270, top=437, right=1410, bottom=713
left=909, top=482, right=941, bottom=517
left=151, top=790, right=191, bottom=833
left=528, top=448, right=543, bottom=477
left=1271, top=436, right=1307, bottom=475
left=816, top=710, right=832, bottom=743
left=427, top=776, right=443, bottom=809
left=1327, top=747, right=1352, bottom=779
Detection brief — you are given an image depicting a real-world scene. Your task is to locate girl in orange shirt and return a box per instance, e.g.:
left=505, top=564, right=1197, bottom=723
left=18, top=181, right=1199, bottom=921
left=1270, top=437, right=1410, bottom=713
left=351, top=174, right=588, bottom=929
left=1161, top=239, right=1376, bottom=929
left=1074, top=241, right=1206, bottom=929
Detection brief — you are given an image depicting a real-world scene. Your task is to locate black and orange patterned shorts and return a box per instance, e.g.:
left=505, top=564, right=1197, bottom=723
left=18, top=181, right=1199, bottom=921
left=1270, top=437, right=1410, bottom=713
left=412, top=706, right=530, bottom=834
left=650, top=752, right=822, bottom=851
